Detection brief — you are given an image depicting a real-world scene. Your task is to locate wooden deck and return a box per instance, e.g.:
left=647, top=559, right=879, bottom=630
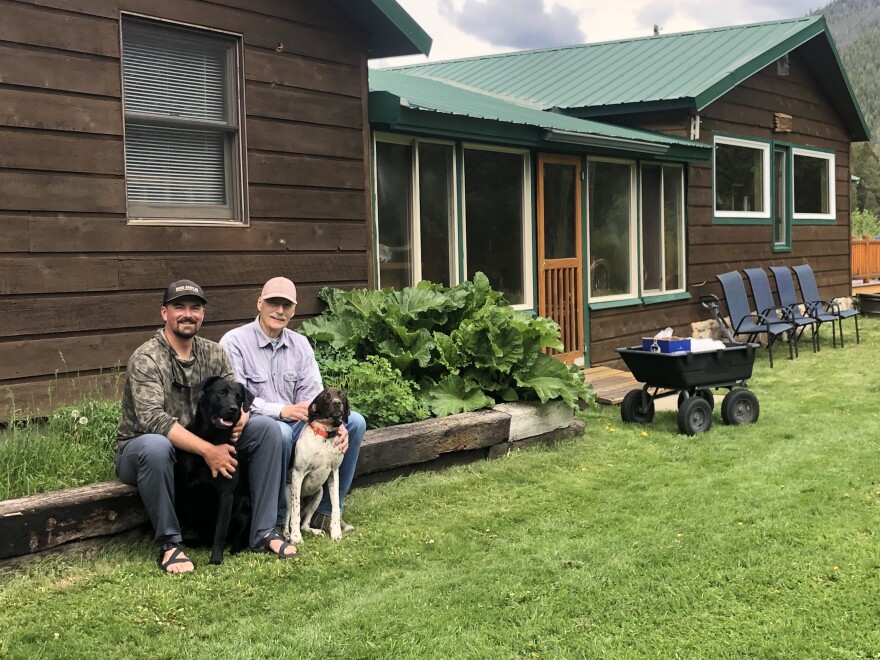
left=583, top=366, right=640, bottom=405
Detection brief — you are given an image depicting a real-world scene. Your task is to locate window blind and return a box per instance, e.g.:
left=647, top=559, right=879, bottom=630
left=121, top=18, right=238, bottom=216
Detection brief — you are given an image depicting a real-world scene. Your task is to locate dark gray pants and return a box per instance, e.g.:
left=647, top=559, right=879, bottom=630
left=115, top=415, right=283, bottom=548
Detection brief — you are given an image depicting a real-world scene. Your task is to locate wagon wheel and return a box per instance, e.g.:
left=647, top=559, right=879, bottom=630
left=677, top=388, right=715, bottom=410
left=621, top=389, right=655, bottom=424
left=721, top=389, right=760, bottom=425
left=677, top=396, right=713, bottom=436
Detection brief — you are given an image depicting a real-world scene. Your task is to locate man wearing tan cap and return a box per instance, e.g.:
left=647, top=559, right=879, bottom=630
left=220, top=277, right=366, bottom=534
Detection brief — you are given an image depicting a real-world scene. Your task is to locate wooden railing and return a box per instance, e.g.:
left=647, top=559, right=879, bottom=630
left=852, top=236, right=880, bottom=280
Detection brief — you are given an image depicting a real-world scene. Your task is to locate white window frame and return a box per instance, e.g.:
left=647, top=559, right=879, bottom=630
left=791, top=147, right=836, bottom=221
left=640, top=163, right=686, bottom=296
left=372, top=133, right=459, bottom=289
left=713, top=135, right=771, bottom=220
left=461, top=143, right=534, bottom=310
left=120, top=14, right=248, bottom=226
left=586, top=156, right=638, bottom=303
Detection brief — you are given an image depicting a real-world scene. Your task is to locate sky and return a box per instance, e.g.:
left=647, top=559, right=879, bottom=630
left=374, top=0, right=830, bottom=66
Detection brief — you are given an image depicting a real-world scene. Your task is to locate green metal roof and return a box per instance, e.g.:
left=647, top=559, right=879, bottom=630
left=369, top=68, right=712, bottom=161
left=330, top=0, right=431, bottom=59
left=387, top=16, right=868, bottom=140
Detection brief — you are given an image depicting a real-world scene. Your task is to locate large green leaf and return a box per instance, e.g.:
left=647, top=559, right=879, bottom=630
left=513, top=353, right=591, bottom=407
left=424, top=374, right=495, bottom=417
left=433, top=332, right=464, bottom=374
left=389, top=285, right=453, bottom=323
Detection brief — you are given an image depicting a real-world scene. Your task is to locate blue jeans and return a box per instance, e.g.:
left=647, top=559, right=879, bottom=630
left=275, top=411, right=366, bottom=525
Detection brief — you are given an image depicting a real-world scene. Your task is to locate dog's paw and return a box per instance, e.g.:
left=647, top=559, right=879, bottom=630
left=304, top=526, right=325, bottom=537
left=330, top=528, right=342, bottom=541
left=281, top=524, right=302, bottom=545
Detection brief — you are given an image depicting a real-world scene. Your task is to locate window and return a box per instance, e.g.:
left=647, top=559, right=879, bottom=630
left=641, top=164, right=685, bottom=294
left=121, top=17, right=246, bottom=224
left=418, top=143, right=456, bottom=285
left=374, top=136, right=457, bottom=290
left=587, top=159, right=636, bottom=300
left=792, top=148, right=835, bottom=220
left=462, top=146, right=532, bottom=306
left=713, top=136, right=770, bottom=220
left=375, top=141, right=414, bottom=290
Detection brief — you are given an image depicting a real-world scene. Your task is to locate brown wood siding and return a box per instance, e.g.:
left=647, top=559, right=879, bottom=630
left=0, top=0, right=374, bottom=418
left=589, top=50, right=855, bottom=367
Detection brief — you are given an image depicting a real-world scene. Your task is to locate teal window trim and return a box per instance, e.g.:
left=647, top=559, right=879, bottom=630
left=589, top=297, right=641, bottom=311
left=792, top=217, right=837, bottom=226
left=712, top=132, right=773, bottom=225
left=712, top=216, right=772, bottom=226
left=641, top=291, right=691, bottom=305
left=771, top=145, right=792, bottom=251
left=589, top=291, right=690, bottom=310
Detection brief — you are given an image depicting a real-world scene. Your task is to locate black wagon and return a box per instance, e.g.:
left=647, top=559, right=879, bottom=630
left=616, top=342, right=759, bottom=435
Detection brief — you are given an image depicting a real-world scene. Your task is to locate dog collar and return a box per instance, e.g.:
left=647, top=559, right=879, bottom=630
left=309, top=421, right=338, bottom=439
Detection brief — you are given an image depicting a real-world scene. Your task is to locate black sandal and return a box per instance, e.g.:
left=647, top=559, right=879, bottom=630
left=250, top=529, right=299, bottom=559
left=157, top=544, right=194, bottom=573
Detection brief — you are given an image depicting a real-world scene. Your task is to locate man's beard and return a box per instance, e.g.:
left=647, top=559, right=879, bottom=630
left=171, top=319, right=199, bottom=338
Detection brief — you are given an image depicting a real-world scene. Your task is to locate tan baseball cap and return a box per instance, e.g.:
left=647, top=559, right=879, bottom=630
left=260, top=277, right=297, bottom=304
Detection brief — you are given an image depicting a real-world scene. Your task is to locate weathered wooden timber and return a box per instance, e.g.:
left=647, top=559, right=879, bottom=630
left=0, top=403, right=584, bottom=564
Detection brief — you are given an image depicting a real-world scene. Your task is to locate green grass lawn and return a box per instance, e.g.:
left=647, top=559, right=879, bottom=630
left=2, top=318, right=880, bottom=659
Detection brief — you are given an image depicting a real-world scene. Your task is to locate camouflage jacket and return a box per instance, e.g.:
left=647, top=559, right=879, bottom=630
left=116, top=329, right=234, bottom=442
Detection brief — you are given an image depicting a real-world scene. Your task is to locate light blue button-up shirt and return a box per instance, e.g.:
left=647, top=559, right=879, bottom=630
left=219, top=318, right=323, bottom=419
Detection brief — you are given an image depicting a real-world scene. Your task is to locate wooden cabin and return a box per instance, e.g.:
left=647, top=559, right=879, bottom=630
left=0, top=0, right=430, bottom=418
left=369, top=16, right=869, bottom=366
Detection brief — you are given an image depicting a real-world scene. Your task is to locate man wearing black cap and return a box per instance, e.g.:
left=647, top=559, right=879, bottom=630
left=116, top=280, right=296, bottom=573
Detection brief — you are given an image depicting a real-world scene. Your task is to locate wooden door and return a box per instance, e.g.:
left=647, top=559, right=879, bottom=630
left=537, top=154, right=584, bottom=363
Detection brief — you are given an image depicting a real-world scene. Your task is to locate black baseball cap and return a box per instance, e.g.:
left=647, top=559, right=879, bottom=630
left=163, top=279, right=207, bottom=305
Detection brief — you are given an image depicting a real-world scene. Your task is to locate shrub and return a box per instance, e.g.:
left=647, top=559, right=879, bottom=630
left=317, top=351, right=429, bottom=429
left=300, top=273, right=593, bottom=418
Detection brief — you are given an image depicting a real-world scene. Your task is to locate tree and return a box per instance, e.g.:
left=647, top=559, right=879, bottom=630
left=851, top=142, right=880, bottom=216
left=851, top=208, right=880, bottom=238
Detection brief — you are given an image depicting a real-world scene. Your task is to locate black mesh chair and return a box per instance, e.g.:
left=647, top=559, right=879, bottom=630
left=714, top=270, right=794, bottom=368
left=792, top=263, right=859, bottom=347
left=744, top=267, right=817, bottom=355
left=770, top=265, right=835, bottom=350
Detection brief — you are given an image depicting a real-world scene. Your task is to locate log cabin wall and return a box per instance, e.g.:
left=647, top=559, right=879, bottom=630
left=587, top=49, right=854, bottom=366
left=0, top=0, right=374, bottom=418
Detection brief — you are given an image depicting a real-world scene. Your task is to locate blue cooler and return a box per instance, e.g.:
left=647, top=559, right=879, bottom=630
left=642, top=337, right=691, bottom=353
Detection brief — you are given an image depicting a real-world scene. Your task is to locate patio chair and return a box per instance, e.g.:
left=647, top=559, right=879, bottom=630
left=714, top=270, right=794, bottom=368
left=770, top=265, right=835, bottom=350
left=791, top=263, right=860, bottom=347
left=744, top=267, right=817, bottom=355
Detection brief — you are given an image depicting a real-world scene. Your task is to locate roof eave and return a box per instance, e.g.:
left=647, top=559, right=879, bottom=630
left=329, top=0, right=432, bottom=59
left=564, top=99, right=696, bottom=119
left=369, top=91, right=711, bottom=161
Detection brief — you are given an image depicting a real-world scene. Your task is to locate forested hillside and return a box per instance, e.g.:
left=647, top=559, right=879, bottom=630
left=817, top=0, right=880, bottom=231
left=815, top=0, right=880, bottom=46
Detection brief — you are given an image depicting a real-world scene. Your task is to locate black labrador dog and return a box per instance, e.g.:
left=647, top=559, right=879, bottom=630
left=175, top=376, right=254, bottom=564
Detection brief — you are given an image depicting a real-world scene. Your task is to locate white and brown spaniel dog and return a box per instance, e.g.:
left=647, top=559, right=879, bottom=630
left=283, top=387, right=349, bottom=543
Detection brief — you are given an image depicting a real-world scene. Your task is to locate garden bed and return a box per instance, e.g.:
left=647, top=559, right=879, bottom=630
left=0, top=402, right=583, bottom=564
